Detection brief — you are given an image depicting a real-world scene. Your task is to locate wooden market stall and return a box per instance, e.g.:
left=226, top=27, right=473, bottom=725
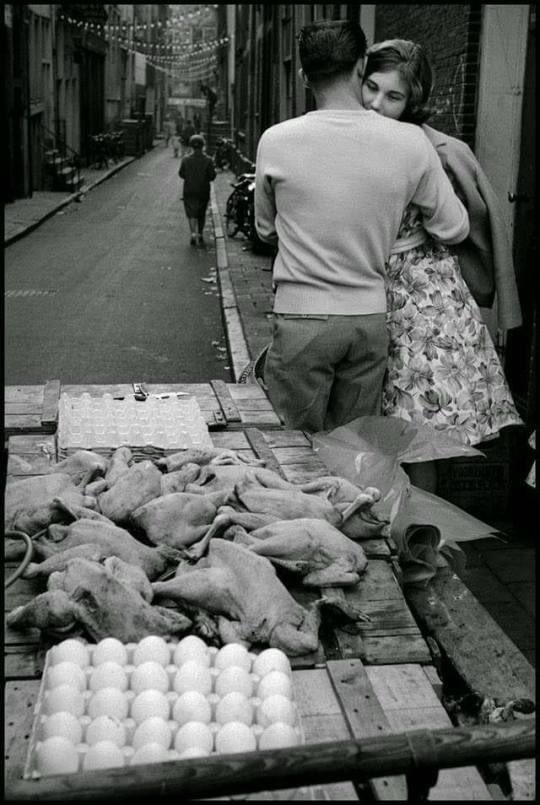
left=4, top=381, right=535, bottom=800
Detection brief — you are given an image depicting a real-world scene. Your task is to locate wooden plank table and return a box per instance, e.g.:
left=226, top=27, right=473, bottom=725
left=4, top=381, right=281, bottom=435
left=4, top=381, right=61, bottom=437
left=4, top=409, right=506, bottom=799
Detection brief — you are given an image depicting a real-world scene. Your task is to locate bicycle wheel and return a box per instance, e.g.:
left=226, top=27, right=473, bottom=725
left=225, top=191, right=241, bottom=237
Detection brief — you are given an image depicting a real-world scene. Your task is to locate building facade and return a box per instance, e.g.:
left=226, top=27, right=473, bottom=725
left=4, top=3, right=169, bottom=199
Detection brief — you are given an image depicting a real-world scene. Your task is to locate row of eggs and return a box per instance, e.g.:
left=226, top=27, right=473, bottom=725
left=50, top=636, right=292, bottom=677
left=43, top=687, right=298, bottom=728
left=46, top=660, right=292, bottom=699
left=35, top=718, right=301, bottom=775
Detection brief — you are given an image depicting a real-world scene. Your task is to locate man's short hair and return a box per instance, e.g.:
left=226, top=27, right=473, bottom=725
left=299, top=20, right=367, bottom=85
left=190, top=134, right=205, bottom=149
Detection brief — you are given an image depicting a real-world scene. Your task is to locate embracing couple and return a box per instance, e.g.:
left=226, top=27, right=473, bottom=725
left=254, top=19, right=522, bottom=492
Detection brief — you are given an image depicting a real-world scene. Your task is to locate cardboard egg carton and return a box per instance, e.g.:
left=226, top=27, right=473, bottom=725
left=57, top=392, right=213, bottom=454
left=24, top=637, right=304, bottom=779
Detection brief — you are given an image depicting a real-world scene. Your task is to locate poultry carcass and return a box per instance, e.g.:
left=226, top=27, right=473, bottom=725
left=185, top=464, right=298, bottom=496
left=229, top=519, right=368, bottom=587
left=97, top=460, right=162, bottom=524
left=189, top=475, right=388, bottom=559
left=8, top=557, right=193, bottom=642
left=152, top=539, right=368, bottom=656
left=131, top=490, right=231, bottom=549
left=24, top=517, right=184, bottom=581
left=104, top=446, right=133, bottom=487
left=160, top=463, right=201, bottom=495
left=46, top=450, right=109, bottom=485
left=156, top=448, right=265, bottom=473
left=5, top=473, right=97, bottom=535
left=232, top=475, right=389, bottom=540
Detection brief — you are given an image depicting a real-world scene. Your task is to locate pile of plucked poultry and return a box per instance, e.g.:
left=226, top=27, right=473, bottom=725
left=6, top=446, right=390, bottom=657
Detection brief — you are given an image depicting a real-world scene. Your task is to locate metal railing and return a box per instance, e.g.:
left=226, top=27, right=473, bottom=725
left=41, top=122, right=82, bottom=191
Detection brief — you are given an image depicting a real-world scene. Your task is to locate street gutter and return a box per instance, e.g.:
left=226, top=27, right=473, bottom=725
left=209, top=184, right=251, bottom=382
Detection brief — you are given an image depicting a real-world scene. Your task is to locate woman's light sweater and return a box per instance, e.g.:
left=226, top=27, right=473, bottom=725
left=255, top=109, right=469, bottom=315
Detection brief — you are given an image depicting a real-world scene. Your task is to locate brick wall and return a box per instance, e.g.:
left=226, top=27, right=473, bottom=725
left=374, top=4, right=481, bottom=148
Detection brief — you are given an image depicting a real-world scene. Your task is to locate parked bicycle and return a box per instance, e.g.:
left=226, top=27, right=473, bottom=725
left=225, top=171, right=256, bottom=240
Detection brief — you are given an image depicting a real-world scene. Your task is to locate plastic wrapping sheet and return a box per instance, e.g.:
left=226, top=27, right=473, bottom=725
left=312, top=416, right=497, bottom=586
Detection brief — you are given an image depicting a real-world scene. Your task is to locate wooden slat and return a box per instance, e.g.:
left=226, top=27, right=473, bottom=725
left=365, top=664, right=492, bottom=800
left=5, top=403, right=41, bottom=415
left=406, top=569, right=536, bottom=703
left=244, top=428, right=287, bottom=478
left=326, top=659, right=407, bottom=799
left=293, top=669, right=359, bottom=800
left=5, top=680, right=41, bottom=787
left=4, top=386, right=45, bottom=405
left=41, top=379, right=61, bottom=428
left=5, top=413, right=44, bottom=435
left=5, top=643, right=47, bottom=679
left=210, top=379, right=242, bottom=422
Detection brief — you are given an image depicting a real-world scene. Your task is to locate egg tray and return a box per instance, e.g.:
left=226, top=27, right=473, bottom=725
left=24, top=638, right=305, bottom=780
left=57, top=392, right=214, bottom=453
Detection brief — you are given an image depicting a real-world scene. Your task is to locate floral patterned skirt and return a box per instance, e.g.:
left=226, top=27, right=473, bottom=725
left=382, top=241, right=522, bottom=446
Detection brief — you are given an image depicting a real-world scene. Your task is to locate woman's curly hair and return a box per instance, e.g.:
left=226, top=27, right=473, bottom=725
left=364, top=39, right=434, bottom=124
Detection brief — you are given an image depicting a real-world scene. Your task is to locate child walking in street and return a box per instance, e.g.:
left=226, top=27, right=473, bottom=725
left=178, top=134, right=216, bottom=247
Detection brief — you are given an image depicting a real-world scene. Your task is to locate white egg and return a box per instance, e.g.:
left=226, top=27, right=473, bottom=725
left=131, top=661, right=170, bottom=694
left=215, top=721, right=256, bottom=754
left=92, top=638, right=128, bottom=667
left=215, top=692, right=253, bottom=726
left=42, top=711, right=83, bottom=744
left=174, top=721, right=214, bottom=754
left=133, top=636, right=170, bottom=667
left=256, top=670, right=293, bottom=700
left=172, top=691, right=212, bottom=725
left=47, top=661, right=87, bottom=692
left=88, top=687, right=129, bottom=720
left=257, top=694, right=296, bottom=727
left=89, top=661, right=128, bottom=692
left=178, top=747, right=209, bottom=759
left=44, top=684, right=85, bottom=717
left=86, top=715, right=126, bottom=747
left=131, top=741, right=170, bottom=765
left=258, top=722, right=299, bottom=750
left=53, top=639, right=90, bottom=668
left=131, top=689, right=170, bottom=724
left=173, top=661, right=212, bottom=696
left=214, top=643, right=251, bottom=672
left=132, top=716, right=172, bottom=751
left=173, top=636, right=210, bottom=667
left=36, top=736, right=80, bottom=775
left=215, top=665, right=253, bottom=698
left=252, top=649, right=291, bottom=678
left=83, top=740, right=125, bottom=770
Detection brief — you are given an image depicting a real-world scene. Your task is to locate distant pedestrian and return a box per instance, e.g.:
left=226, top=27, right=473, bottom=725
left=179, top=134, right=216, bottom=247
left=164, top=117, right=175, bottom=147
left=182, top=119, right=196, bottom=154
left=193, top=112, right=202, bottom=133
left=171, top=133, right=180, bottom=158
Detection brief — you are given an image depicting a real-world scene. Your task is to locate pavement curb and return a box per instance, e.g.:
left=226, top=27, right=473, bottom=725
left=5, top=156, right=136, bottom=247
left=210, top=184, right=251, bottom=382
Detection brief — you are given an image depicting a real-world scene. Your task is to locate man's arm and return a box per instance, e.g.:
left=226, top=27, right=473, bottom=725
left=254, top=137, right=278, bottom=244
left=412, top=136, right=470, bottom=245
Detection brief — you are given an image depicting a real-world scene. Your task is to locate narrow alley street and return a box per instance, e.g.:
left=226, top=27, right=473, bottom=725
left=4, top=145, right=232, bottom=385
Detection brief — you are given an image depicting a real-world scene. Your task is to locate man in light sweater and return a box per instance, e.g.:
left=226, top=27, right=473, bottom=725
left=255, top=20, right=470, bottom=432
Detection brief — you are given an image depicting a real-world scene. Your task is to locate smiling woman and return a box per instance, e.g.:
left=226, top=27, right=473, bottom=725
left=360, top=39, right=523, bottom=493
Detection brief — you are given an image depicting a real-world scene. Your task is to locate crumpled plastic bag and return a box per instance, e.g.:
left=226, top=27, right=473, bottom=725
left=312, top=416, right=498, bottom=586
